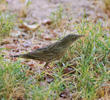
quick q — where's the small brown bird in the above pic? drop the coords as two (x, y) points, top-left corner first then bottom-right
(11, 34), (84, 67)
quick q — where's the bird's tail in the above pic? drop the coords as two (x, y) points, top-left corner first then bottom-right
(10, 53), (34, 59)
(10, 54), (23, 58)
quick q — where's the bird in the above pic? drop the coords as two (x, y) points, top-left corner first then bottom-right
(11, 34), (84, 67)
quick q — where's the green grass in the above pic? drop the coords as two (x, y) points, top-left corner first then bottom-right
(71, 19), (110, 99)
(0, 56), (28, 99)
(0, 19), (110, 100)
(49, 5), (65, 29)
(0, 12), (15, 39)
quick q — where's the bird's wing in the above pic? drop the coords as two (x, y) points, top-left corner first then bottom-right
(19, 41), (61, 61)
(34, 41), (59, 52)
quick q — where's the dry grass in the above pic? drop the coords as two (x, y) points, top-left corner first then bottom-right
(102, 0), (110, 17)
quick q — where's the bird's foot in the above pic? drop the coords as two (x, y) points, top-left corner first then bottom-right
(44, 62), (50, 69)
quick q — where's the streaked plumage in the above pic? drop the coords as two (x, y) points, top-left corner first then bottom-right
(12, 34), (84, 66)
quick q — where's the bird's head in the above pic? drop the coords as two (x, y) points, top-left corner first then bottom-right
(59, 34), (84, 47)
(63, 34), (84, 42)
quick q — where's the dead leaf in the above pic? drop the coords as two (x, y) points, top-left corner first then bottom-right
(42, 19), (52, 25)
(5, 44), (17, 49)
(59, 91), (69, 98)
(63, 66), (75, 74)
(19, 22), (40, 31)
(13, 39), (19, 44)
(44, 36), (52, 40)
(41, 35), (52, 41)
(44, 74), (54, 83)
(12, 49), (20, 53)
(32, 45), (40, 50)
(0, 40), (10, 45)
(27, 61), (35, 67)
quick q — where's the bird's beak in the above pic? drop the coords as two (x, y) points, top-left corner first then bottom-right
(78, 34), (85, 37)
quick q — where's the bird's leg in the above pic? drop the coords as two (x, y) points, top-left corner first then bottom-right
(44, 62), (49, 68)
